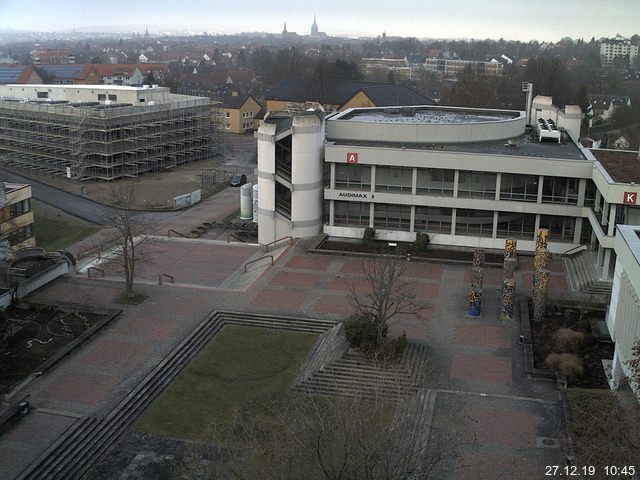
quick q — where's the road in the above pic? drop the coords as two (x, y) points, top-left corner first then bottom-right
(1, 169), (181, 225)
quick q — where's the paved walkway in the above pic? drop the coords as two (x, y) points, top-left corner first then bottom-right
(0, 228), (577, 478)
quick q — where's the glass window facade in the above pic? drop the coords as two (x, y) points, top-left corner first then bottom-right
(457, 171), (497, 199)
(414, 206), (452, 233)
(374, 203), (411, 230)
(455, 209), (494, 237)
(542, 177), (578, 205)
(335, 164), (371, 190)
(496, 212), (536, 239)
(334, 201), (370, 227)
(584, 180), (596, 207)
(539, 215), (575, 242)
(416, 168), (454, 196)
(375, 166), (413, 193)
(500, 174), (538, 202)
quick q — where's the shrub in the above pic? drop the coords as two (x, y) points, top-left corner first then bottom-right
(545, 353), (584, 381)
(362, 227), (376, 247)
(344, 313), (377, 350)
(412, 233), (430, 254)
(553, 328), (586, 352)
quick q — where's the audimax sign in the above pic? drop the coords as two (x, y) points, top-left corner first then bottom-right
(337, 191), (369, 199)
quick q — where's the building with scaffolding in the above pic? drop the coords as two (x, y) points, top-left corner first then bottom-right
(0, 84), (216, 181)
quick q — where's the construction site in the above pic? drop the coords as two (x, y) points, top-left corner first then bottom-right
(0, 84), (221, 181)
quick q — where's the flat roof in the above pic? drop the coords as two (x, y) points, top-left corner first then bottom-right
(590, 149), (640, 183)
(330, 131), (588, 161)
(333, 105), (520, 125)
(3, 83), (164, 91)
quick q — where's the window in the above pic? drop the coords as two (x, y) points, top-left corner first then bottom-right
(542, 177), (578, 205)
(539, 215), (575, 242)
(500, 174), (538, 202)
(9, 198), (31, 218)
(226, 112), (230, 118)
(140, 98), (145, 102)
(457, 171), (497, 199)
(98, 93), (106, 101)
(37, 91), (48, 99)
(584, 180), (596, 207)
(496, 212), (536, 239)
(414, 207), (452, 233)
(334, 201), (369, 226)
(108, 94), (117, 101)
(335, 164), (371, 190)
(374, 203), (411, 231)
(456, 209), (494, 237)
(6, 224), (33, 246)
(416, 168), (454, 196)
(375, 166), (413, 193)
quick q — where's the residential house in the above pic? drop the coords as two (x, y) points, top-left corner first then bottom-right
(590, 94), (632, 123)
(220, 92), (262, 133)
(34, 64), (100, 85)
(0, 66), (43, 85)
(265, 77), (435, 113)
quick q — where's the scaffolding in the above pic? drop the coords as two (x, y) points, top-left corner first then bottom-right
(0, 94), (216, 181)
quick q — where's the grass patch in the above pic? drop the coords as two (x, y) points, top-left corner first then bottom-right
(33, 203), (98, 251)
(135, 326), (317, 441)
(114, 292), (148, 305)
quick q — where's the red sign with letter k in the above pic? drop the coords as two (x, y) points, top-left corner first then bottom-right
(623, 191), (637, 205)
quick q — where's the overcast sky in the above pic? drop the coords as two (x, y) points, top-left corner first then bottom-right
(0, 0), (638, 41)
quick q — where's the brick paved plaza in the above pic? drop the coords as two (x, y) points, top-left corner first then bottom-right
(0, 225), (576, 479)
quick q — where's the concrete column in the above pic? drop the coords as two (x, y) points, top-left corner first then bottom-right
(451, 208), (457, 235)
(329, 200), (335, 226)
(574, 217), (583, 244)
(601, 200), (609, 226)
(495, 173), (501, 201)
(453, 170), (460, 197)
(594, 189), (602, 212)
(537, 175), (544, 203)
(492, 211), (498, 238)
(577, 178), (586, 207)
(411, 167), (417, 195)
(410, 205), (416, 232)
(608, 204), (617, 236)
(596, 243), (604, 267)
(370, 165), (376, 193)
(369, 202), (374, 228)
(603, 249), (612, 280)
(534, 214), (541, 237)
(330, 162), (335, 189)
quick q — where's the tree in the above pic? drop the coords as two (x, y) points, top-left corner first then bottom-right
(180, 387), (472, 479)
(102, 184), (153, 299)
(348, 257), (426, 347)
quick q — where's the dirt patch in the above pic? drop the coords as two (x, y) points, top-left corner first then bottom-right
(0, 303), (114, 395)
(529, 302), (613, 389)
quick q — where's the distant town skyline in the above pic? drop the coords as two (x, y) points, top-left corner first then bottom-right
(0, 0), (639, 42)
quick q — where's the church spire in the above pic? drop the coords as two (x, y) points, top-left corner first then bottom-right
(311, 15), (318, 35)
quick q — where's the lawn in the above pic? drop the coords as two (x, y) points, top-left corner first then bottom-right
(135, 325), (318, 441)
(32, 202), (98, 251)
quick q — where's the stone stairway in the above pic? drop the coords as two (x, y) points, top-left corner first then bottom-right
(564, 251), (612, 296)
(292, 341), (429, 400)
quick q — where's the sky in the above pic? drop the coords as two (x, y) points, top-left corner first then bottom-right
(0, 0), (639, 42)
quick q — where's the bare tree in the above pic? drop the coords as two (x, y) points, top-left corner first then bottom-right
(180, 388), (473, 480)
(102, 184), (153, 299)
(348, 257), (426, 346)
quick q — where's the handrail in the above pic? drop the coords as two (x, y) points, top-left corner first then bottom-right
(244, 255), (273, 273)
(159, 273), (175, 285)
(562, 244), (587, 258)
(87, 267), (104, 279)
(76, 236), (120, 260)
(167, 229), (188, 238)
(264, 236), (292, 252)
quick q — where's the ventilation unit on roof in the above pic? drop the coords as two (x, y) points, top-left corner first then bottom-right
(536, 118), (561, 143)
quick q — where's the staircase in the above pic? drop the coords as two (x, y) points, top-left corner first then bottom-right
(292, 342), (429, 400)
(564, 251), (613, 296)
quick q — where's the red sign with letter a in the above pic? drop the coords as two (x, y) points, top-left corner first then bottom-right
(346, 152), (358, 164)
(623, 192), (637, 205)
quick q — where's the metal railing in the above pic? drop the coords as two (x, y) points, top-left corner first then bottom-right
(167, 229), (188, 238)
(159, 273), (175, 285)
(562, 244), (588, 258)
(244, 255), (273, 273)
(87, 267), (104, 279)
(264, 236), (293, 252)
